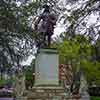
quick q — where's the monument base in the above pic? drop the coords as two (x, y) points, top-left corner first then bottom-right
(35, 48), (59, 86)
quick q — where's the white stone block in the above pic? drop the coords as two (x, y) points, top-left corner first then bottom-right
(35, 48), (59, 85)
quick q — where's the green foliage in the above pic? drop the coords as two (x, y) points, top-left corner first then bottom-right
(24, 65), (34, 89)
(25, 59), (35, 81)
(52, 34), (100, 85)
(52, 34), (92, 64)
(0, 0), (42, 70)
(81, 60), (100, 85)
(91, 96), (100, 100)
(25, 67), (33, 81)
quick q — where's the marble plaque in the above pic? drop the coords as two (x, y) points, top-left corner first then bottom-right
(35, 48), (59, 85)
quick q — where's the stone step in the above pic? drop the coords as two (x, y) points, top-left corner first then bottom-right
(27, 86), (69, 100)
(28, 92), (67, 97)
(28, 96), (80, 100)
(26, 86), (81, 100)
(30, 90), (65, 94)
(29, 86), (65, 93)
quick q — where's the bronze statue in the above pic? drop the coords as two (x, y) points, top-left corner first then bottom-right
(34, 5), (57, 48)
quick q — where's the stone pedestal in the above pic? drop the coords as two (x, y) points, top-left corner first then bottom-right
(35, 48), (59, 86)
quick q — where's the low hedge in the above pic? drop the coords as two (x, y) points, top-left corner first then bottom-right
(0, 79), (15, 88)
(0, 80), (7, 88)
(91, 96), (100, 100)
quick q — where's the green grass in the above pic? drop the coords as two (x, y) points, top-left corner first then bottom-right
(91, 96), (100, 100)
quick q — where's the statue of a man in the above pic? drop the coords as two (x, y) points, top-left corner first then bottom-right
(34, 5), (57, 47)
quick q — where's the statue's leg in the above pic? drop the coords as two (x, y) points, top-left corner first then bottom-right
(48, 33), (52, 47)
(36, 32), (45, 48)
(43, 32), (47, 47)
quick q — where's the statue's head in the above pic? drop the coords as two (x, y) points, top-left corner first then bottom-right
(43, 4), (50, 13)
